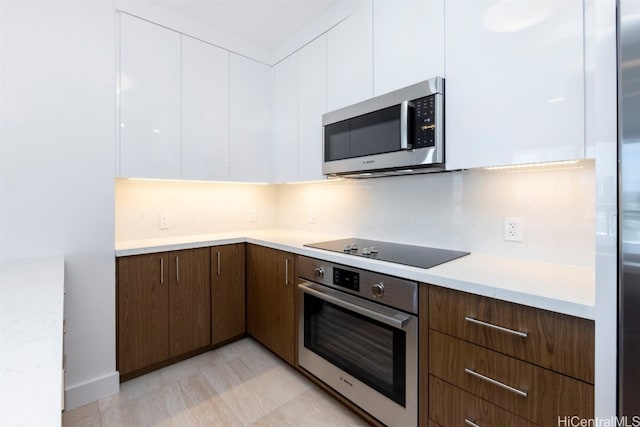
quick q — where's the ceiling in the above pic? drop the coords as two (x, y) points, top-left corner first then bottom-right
(150, 0), (342, 51)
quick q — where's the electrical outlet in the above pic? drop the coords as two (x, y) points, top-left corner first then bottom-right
(309, 209), (317, 224)
(504, 217), (523, 242)
(249, 208), (257, 223)
(159, 212), (170, 230)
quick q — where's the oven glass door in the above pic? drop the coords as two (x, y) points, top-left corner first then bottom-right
(324, 105), (403, 161)
(303, 292), (406, 406)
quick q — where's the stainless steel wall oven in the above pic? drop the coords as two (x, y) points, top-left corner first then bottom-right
(297, 256), (418, 426)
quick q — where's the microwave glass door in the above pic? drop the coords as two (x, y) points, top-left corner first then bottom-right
(303, 292), (406, 406)
(324, 105), (403, 161)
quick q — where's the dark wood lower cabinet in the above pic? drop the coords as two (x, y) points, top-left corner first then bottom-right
(246, 244), (295, 366)
(118, 247), (595, 427)
(211, 244), (246, 345)
(168, 248), (211, 358)
(423, 284), (594, 427)
(430, 376), (537, 427)
(117, 252), (170, 375)
(117, 247), (211, 378)
(419, 284), (429, 427)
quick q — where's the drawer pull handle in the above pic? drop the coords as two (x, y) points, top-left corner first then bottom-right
(464, 368), (528, 398)
(464, 316), (528, 338)
(285, 258), (289, 286)
(465, 419), (481, 427)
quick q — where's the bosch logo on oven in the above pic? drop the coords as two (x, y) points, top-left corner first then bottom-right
(340, 376), (353, 387)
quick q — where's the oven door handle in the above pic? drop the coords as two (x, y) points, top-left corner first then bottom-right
(299, 282), (411, 329)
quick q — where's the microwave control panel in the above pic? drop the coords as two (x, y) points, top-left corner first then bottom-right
(413, 95), (437, 148)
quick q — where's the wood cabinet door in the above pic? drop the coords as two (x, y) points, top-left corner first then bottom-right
(117, 253), (169, 375)
(168, 247), (211, 357)
(211, 244), (246, 345)
(246, 244), (295, 365)
(274, 249), (295, 365)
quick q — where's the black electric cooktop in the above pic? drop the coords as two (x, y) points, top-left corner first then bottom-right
(304, 238), (469, 270)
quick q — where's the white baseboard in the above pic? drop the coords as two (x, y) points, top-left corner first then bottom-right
(64, 371), (120, 411)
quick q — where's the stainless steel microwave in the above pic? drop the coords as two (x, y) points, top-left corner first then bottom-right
(322, 77), (444, 178)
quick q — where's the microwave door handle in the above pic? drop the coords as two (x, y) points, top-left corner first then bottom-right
(400, 100), (414, 150)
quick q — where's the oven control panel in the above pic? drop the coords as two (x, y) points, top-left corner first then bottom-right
(297, 256), (418, 314)
(333, 267), (360, 292)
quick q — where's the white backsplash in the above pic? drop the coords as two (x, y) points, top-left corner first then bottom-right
(279, 161), (595, 267)
(116, 160), (595, 267)
(115, 179), (279, 240)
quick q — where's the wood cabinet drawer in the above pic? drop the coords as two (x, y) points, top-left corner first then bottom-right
(429, 286), (594, 383)
(429, 331), (593, 426)
(429, 375), (537, 427)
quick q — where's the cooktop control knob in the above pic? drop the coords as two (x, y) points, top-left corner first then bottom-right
(372, 283), (384, 298)
(314, 267), (325, 278)
(363, 247), (372, 255)
(350, 244), (358, 251)
(370, 247), (378, 254)
(343, 244), (351, 252)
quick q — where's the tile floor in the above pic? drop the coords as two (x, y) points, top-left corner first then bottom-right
(62, 338), (369, 427)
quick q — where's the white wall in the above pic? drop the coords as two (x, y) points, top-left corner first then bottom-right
(0, 0), (117, 409)
(115, 179), (278, 240)
(278, 163), (596, 267)
(116, 162), (595, 267)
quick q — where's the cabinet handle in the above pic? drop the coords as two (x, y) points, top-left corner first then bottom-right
(465, 419), (481, 427)
(464, 316), (528, 338)
(176, 256), (179, 283)
(217, 251), (221, 277)
(160, 258), (164, 284)
(464, 368), (528, 398)
(285, 258), (289, 286)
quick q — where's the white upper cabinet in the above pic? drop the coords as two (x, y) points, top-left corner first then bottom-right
(119, 14), (181, 179)
(229, 54), (273, 182)
(298, 35), (327, 182)
(181, 35), (229, 181)
(444, 0), (585, 170)
(272, 35), (327, 184)
(373, 0), (444, 96)
(273, 54), (299, 183)
(326, 2), (374, 112)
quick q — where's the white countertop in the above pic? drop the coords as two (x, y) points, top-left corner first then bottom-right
(116, 229), (596, 319)
(1, 256), (65, 427)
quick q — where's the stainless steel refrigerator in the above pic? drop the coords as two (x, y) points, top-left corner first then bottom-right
(618, 0), (640, 417)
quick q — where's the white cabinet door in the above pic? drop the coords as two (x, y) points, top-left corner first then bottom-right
(181, 35), (229, 181)
(119, 13), (181, 179)
(298, 35), (327, 182)
(445, 0), (585, 170)
(326, 2), (374, 112)
(229, 54), (272, 182)
(273, 54), (298, 183)
(373, 0), (444, 96)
